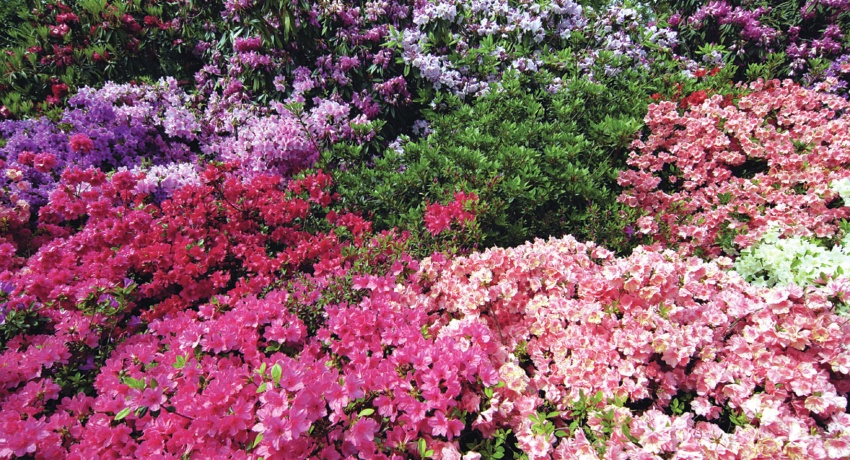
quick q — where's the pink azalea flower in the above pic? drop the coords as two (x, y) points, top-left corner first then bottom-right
(347, 417), (378, 449)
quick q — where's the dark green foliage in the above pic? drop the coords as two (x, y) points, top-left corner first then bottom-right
(0, 0), (28, 49)
(328, 70), (652, 253)
(0, 0), (203, 117)
(0, 306), (49, 350)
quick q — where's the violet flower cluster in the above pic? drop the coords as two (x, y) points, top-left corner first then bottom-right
(672, 0), (850, 88)
(0, 78), (202, 217)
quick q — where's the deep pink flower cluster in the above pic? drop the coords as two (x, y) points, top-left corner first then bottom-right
(618, 79), (850, 257)
(67, 134), (93, 154)
(424, 192), (479, 236)
(0, 163), (505, 458)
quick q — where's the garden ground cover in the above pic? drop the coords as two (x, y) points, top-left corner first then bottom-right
(1, 0), (849, 458)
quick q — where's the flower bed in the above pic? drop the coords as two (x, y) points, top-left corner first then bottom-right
(0, 1), (849, 459)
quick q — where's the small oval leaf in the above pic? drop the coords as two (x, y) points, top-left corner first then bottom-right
(271, 363), (282, 385)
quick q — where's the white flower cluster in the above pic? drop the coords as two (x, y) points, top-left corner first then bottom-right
(830, 178), (850, 203)
(734, 226), (850, 288)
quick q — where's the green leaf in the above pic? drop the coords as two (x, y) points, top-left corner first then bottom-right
(622, 421), (640, 444)
(271, 363), (282, 386)
(359, 408), (375, 417)
(251, 433), (263, 449)
(173, 355), (186, 369)
(256, 382), (268, 393)
(114, 407), (132, 421)
(124, 377), (146, 390)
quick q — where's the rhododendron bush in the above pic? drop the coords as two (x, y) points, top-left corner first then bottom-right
(664, 0), (850, 90)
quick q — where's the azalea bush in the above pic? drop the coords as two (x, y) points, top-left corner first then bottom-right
(0, 164), (417, 457)
(416, 236), (850, 459)
(734, 225), (850, 295)
(619, 78), (850, 258)
(184, 0), (694, 182)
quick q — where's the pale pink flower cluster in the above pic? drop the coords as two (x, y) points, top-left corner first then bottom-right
(618, 79), (850, 257)
(418, 236), (850, 458)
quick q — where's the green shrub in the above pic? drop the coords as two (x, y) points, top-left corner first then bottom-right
(0, 0), (27, 49)
(328, 70), (653, 254)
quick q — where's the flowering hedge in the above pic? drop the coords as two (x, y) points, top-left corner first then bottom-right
(3, 226), (849, 458)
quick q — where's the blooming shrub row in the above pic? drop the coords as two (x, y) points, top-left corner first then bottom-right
(0, 76), (390, 241)
(4, 203), (850, 457)
(0, 0), (710, 263)
(2, 0), (691, 157)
